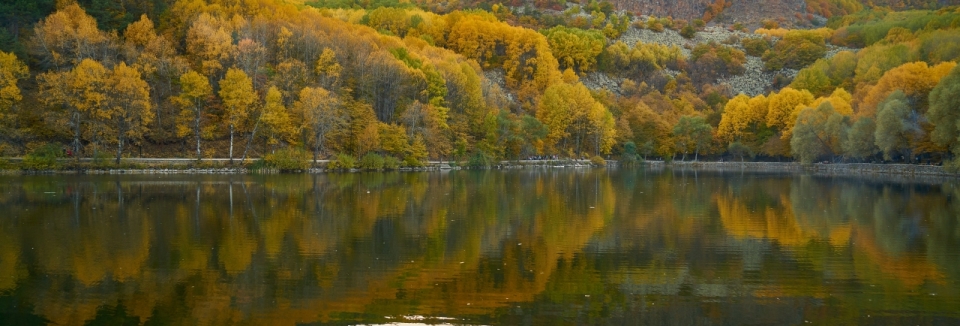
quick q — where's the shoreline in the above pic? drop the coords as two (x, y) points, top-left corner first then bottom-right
(648, 161), (956, 178)
(1, 159), (958, 179)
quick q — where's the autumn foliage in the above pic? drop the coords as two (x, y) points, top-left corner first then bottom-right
(0, 0), (959, 166)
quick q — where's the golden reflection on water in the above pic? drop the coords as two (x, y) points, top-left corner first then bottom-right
(0, 170), (958, 325)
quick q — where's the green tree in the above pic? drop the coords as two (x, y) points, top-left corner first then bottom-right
(727, 141), (753, 162)
(791, 108), (823, 164)
(874, 91), (913, 161)
(790, 67), (832, 96)
(672, 115), (713, 161)
(928, 64), (960, 160)
(843, 117), (877, 161)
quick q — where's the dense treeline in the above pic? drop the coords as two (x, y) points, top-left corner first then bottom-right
(1, 0), (960, 169)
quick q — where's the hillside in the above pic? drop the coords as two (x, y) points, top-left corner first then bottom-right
(611, 0), (809, 26)
(1, 0), (960, 170)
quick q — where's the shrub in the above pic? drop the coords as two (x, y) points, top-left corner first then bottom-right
(722, 35), (740, 45)
(590, 155), (606, 166)
(383, 156), (401, 170)
(761, 19), (779, 30)
(680, 25), (696, 39)
(91, 150), (112, 168)
(466, 151), (494, 168)
(727, 141), (754, 161)
(732, 22), (746, 32)
(22, 143), (63, 170)
(404, 155), (426, 167)
(742, 37), (771, 57)
(688, 42), (746, 85)
(621, 141), (640, 166)
(692, 19), (705, 29)
(762, 30), (827, 70)
(646, 17), (664, 32)
(264, 148), (310, 171)
(247, 158), (269, 171)
(359, 153), (385, 170)
(327, 153), (357, 170)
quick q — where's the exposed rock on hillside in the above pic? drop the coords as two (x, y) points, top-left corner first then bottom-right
(581, 72), (624, 94)
(611, 0), (808, 26)
(717, 56), (777, 96)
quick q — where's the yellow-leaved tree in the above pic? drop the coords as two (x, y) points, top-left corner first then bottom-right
(858, 61), (956, 118)
(293, 86), (344, 162)
(172, 70), (212, 160)
(315, 48), (342, 90)
(589, 101), (617, 156)
(219, 68), (256, 163)
(30, 4), (113, 70)
(105, 62), (153, 164)
(378, 123), (409, 158)
(186, 13), (234, 82)
(0, 51), (28, 125)
(39, 58), (109, 159)
(258, 86), (295, 150)
(537, 82), (614, 157)
(123, 14), (187, 142)
(717, 94), (753, 143)
(766, 87), (815, 141)
(812, 88), (854, 117)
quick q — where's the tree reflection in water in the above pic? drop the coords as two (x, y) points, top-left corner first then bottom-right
(0, 170), (958, 325)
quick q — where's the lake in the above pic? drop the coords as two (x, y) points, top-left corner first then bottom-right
(0, 168), (958, 325)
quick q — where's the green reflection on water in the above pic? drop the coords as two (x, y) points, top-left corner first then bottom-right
(0, 169), (958, 325)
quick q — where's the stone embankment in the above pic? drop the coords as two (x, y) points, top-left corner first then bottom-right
(646, 161), (957, 178)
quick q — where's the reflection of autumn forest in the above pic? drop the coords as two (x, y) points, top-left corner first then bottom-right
(0, 170), (958, 324)
(3, 1), (960, 167)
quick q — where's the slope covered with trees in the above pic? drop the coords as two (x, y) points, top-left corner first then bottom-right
(1, 0), (960, 169)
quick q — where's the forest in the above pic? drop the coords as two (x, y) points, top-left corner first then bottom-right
(1, 0), (960, 169)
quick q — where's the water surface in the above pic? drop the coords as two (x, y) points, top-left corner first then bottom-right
(0, 169), (958, 325)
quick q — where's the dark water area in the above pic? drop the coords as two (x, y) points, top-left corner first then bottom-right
(0, 169), (959, 325)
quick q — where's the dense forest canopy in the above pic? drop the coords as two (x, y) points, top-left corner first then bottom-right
(1, 0), (960, 169)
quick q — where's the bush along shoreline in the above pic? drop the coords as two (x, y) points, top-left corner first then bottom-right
(2, 155), (957, 178)
(0, 153), (611, 175)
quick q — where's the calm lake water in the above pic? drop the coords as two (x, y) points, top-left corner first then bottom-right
(0, 168), (959, 325)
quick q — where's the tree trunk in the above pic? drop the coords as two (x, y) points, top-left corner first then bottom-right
(229, 125), (234, 165)
(73, 111), (81, 162)
(575, 133), (582, 159)
(115, 127), (124, 165)
(240, 115), (263, 164)
(313, 132), (323, 164)
(195, 109), (202, 161)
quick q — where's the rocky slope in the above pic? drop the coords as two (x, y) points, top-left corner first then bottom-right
(610, 0), (808, 26)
